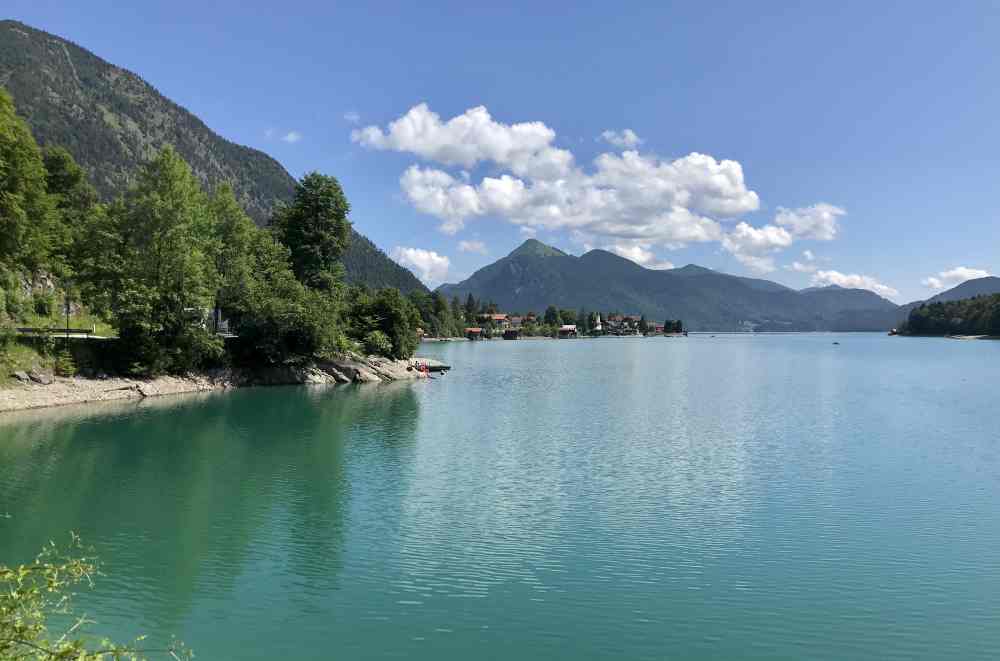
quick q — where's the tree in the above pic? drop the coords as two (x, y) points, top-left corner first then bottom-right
(96, 146), (222, 374)
(347, 288), (422, 359)
(639, 315), (648, 333)
(42, 146), (100, 275)
(464, 293), (478, 324)
(271, 172), (351, 291)
(559, 309), (576, 325)
(225, 231), (342, 365)
(0, 90), (59, 272)
(544, 305), (560, 326)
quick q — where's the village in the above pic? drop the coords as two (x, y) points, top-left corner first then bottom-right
(461, 311), (685, 340)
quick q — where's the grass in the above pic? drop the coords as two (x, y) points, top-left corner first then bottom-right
(0, 342), (50, 388)
(19, 307), (116, 337)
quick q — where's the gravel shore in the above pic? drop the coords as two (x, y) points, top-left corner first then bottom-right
(0, 355), (447, 413)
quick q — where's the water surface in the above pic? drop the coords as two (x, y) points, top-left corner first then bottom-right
(2, 334), (999, 659)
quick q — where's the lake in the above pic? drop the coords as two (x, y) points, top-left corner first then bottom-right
(2, 334), (999, 659)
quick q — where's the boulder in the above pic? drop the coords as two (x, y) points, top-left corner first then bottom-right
(11, 371), (30, 384)
(27, 369), (53, 385)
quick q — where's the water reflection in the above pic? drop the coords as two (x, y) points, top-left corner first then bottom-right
(0, 383), (421, 644)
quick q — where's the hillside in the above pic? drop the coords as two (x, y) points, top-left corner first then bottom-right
(902, 293), (1000, 336)
(438, 240), (901, 331)
(896, 276), (1000, 323)
(0, 19), (424, 294)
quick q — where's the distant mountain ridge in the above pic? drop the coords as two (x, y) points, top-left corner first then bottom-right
(439, 240), (902, 331)
(0, 19), (425, 294)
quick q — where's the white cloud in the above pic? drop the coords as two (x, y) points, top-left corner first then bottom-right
(519, 226), (537, 237)
(390, 246), (451, 285)
(353, 103), (572, 178)
(282, 131), (302, 144)
(786, 249), (819, 272)
(607, 243), (675, 269)
(774, 203), (845, 241)
(720, 222), (793, 274)
(787, 260), (818, 273)
(458, 240), (488, 254)
(812, 270), (899, 298)
(357, 104), (846, 274)
(921, 266), (991, 290)
(343, 111), (361, 124)
(600, 129), (643, 149)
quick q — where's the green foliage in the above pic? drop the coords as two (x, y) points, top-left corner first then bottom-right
(53, 347), (75, 376)
(82, 146), (222, 375)
(224, 231), (343, 365)
(347, 287), (422, 359)
(271, 173), (351, 292)
(407, 290), (464, 338)
(0, 89), (60, 272)
(0, 533), (190, 660)
(903, 294), (1000, 336)
(363, 330), (393, 356)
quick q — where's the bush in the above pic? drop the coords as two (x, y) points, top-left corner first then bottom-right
(363, 330), (392, 356)
(0, 533), (191, 659)
(33, 291), (56, 317)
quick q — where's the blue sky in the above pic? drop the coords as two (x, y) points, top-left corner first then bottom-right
(7, 1), (1000, 301)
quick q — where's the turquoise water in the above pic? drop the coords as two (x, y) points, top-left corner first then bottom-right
(1, 334), (999, 659)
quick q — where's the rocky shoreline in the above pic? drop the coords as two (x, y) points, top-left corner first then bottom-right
(0, 354), (447, 413)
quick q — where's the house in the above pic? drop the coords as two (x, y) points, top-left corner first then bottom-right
(502, 329), (520, 340)
(509, 316), (524, 329)
(558, 324), (577, 338)
(653, 324), (665, 334)
(593, 314), (602, 333)
(465, 327), (483, 340)
(477, 313), (511, 330)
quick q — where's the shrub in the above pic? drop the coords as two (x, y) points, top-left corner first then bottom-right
(363, 330), (393, 356)
(33, 291), (56, 317)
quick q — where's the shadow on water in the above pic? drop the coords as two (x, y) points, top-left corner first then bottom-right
(0, 382), (421, 643)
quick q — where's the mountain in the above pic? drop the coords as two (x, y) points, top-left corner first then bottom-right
(438, 240), (900, 331)
(0, 19), (425, 294)
(896, 276), (1000, 323)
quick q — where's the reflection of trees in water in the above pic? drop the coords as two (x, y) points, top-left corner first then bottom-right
(0, 383), (420, 636)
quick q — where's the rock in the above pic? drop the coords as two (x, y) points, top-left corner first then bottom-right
(354, 367), (382, 383)
(27, 369), (53, 385)
(12, 371), (30, 384)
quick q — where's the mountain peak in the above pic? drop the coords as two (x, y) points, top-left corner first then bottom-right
(508, 239), (568, 258)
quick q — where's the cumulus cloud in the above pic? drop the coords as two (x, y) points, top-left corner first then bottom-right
(607, 243), (674, 270)
(353, 103), (572, 178)
(343, 111), (361, 124)
(600, 129), (643, 149)
(774, 203), (845, 241)
(921, 266), (991, 291)
(282, 131), (302, 144)
(720, 222), (793, 273)
(389, 246), (451, 285)
(803, 249), (816, 261)
(356, 104), (845, 274)
(812, 270), (899, 299)
(458, 240), (488, 254)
